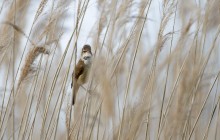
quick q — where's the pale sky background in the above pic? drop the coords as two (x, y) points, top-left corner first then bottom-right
(0, 0), (219, 139)
(0, 0), (216, 121)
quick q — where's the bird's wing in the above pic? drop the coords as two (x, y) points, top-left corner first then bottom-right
(71, 60), (84, 88)
(72, 80), (79, 105)
(71, 60), (84, 106)
(74, 60), (84, 80)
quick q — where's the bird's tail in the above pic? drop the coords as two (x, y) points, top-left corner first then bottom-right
(72, 82), (79, 106)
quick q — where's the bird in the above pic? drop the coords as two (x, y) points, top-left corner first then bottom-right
(71, 44), (92, 106)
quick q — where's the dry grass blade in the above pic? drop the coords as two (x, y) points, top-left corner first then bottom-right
(118, 1), (151, 139)
(1, 22), (36, 47)
(1, 0), (220, 139)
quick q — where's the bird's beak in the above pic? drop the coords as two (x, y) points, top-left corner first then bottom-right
(83, 56), (91, 60)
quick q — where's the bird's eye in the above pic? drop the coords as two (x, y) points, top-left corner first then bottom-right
(83, 50), (87, 53)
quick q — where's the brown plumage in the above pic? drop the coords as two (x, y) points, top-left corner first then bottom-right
(71, 45), (92, 105)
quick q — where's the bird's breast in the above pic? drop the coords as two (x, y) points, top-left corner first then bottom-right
(77, 65), (90, 85)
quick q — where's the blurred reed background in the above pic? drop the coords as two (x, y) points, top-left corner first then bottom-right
(0, 0), (220, 139)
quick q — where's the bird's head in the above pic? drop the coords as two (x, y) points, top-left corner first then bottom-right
(81, 44), (92, 65)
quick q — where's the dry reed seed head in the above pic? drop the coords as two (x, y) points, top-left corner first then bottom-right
(91, 58), (115, 119)
(19, 47), (49, 83)
(33, 47), (50, 55)
(34, 0), (49, 22)
(179, 0), (199, 23)
(3, 22), (37, 47)
(0, 0), (30, 58)
(35, 7), (66, 43)
(206, 0), (220, 31)
(97, 13), (107, 40)
(125, 109), (146, 139)
(181, 19), (193, 36)
(115, 0), (133, 21)
(0, 22), (15, 46)
(1, 0), (220, 139)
